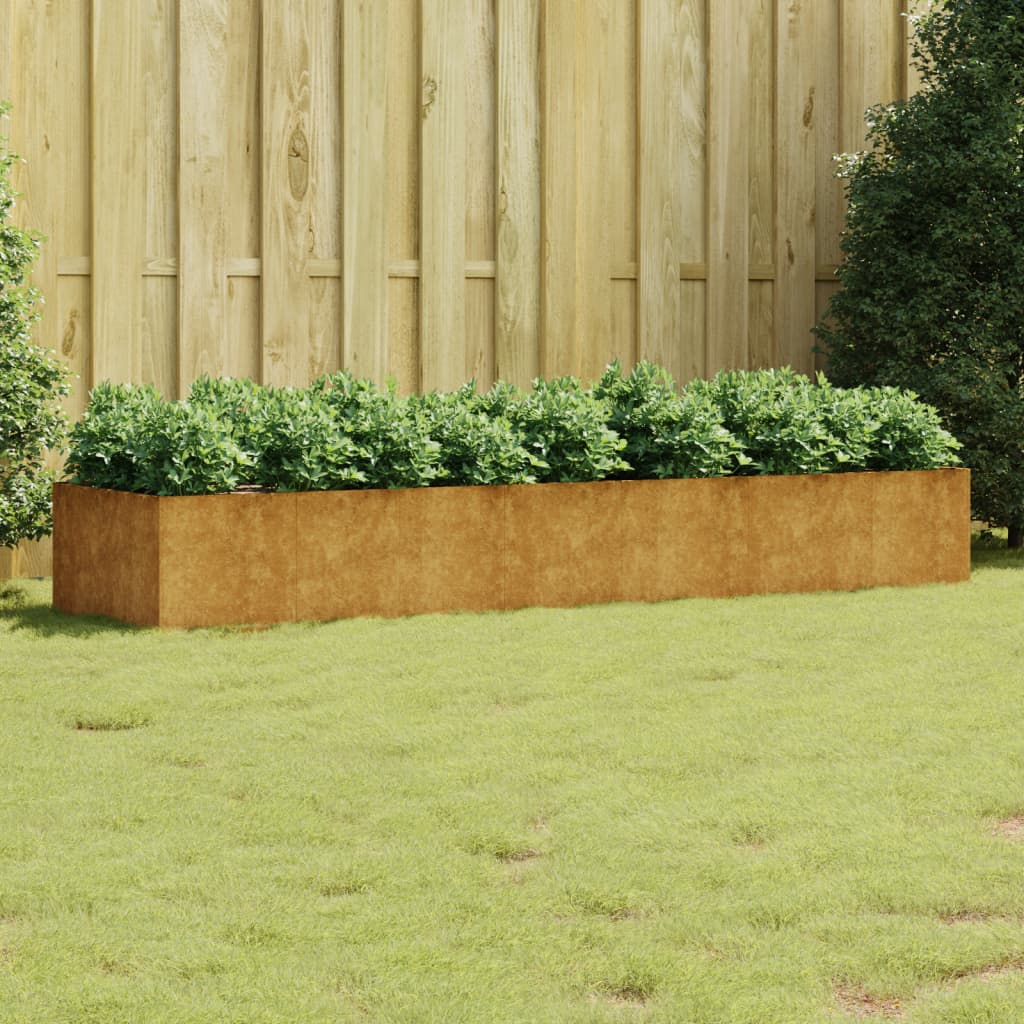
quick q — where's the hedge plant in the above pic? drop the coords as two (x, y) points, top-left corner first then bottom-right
(0, 103), (70, 547)
(814, 0), (1024, 544)
(65, 364), (961, 496)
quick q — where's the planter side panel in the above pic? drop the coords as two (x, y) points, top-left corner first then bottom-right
(52, 484), (161, 626)
(503, 478), (754, 609)
(870, 468), (971, 586)
(741, 473), (879, 595)
(615, 478), (752, 600)
(503, 481), (631, 610)
(296, 486), (505, 621)
(296, 490), (402, 620)
(157, 493), (299, 628)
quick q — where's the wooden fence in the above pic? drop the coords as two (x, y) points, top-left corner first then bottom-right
(1, 0), (923, 578)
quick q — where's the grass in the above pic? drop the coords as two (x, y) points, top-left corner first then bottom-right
(2, 540), (1024, 1022)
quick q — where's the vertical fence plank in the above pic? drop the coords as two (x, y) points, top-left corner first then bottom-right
(261, 0), (312, 386)
(178, 0), (228, 391)
(840, 0), (901, 154)
(308, 0), (342, 382)
(142, 0), (179, 398)
(225, 0), (261, 382)
(747, 0), (774, 368)
(639, 0), (684, 380)
(496, 0), (540, 387)
(0, 3), (9, 102)
(419, 0), (466, 392)
(386, 0), (419, 393)
(679, 0), (706, 383)
(54, 0), (92, 425)
(91, 1), (144, 386)
(576, 0), (613, 381)
(607, 0), (636, 370)
(814, 2), (842, 373)
(11, 3), (58, 358)
(540, 0), (577, 377)
(706, 0), (751, 371)
(465, 0), (496, 386)
(775, 0), (816, 373)
(343, 0), (388, 383)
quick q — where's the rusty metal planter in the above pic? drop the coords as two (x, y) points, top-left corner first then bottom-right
(52, 469), (971, 629)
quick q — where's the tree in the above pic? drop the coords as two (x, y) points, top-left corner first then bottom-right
(815, 0), (1024, 546)
(0, 102), (69, 550)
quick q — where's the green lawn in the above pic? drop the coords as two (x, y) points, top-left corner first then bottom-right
(2, 542), (1024, 1023)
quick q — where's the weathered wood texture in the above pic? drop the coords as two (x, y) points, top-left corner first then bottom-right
(3, 0), (915, 576)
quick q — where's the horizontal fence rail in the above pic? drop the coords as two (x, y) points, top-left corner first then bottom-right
(1, 0), (923, 577)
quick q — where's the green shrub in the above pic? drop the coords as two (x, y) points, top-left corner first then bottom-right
(67, 382), (252, 496)
(505, 376), (630, 484)
(814, 0), (1024, 542)
(415, 384), (539, 486)
(66, 365), (959, 495)
(244, 387), (362, 492)
(686, 369), (959, 476)
(313, 372), (442, 489)
(594, 360), (740, 479)
(0, 103), (70, 547)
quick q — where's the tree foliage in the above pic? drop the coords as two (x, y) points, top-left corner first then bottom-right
(815, 0), (1024, 543)
(0, 103), (69, 549)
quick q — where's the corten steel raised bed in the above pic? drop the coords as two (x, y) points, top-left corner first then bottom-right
(52, 468), (970, 629)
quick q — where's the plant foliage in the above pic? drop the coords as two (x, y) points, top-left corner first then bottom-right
(66, 366), (960, 496)
(594, 361), (742, 479)
(814, 0), (1024, 542)
(67, 382), (252, 496)
(0, 103), (69, 547)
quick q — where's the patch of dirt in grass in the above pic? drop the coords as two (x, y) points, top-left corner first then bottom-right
(334, 981), (372, 1016)
(694, 667), (739, 683)
(566, 887), (651, 921)
(731, 820), (774, 849)
(319, 879), (371, 898)
(498, 847), (542, 863)
(0, 946), (13, 967)
(500, 847), (542, 885)
(994, 817), (1024, 841)
(834, 961), (1024, 1020)
(939, 909), (993, 924)
(946, 958), (1024, 987)
(71, 710), (152, 732)
(468, 834), (542, 864)
(833, 985), (904, 1019)
(166, 754), (207, 768)
(588, 987), (651, 1011)
(97, 957), (136, 976)
(609, 907), (646, 922)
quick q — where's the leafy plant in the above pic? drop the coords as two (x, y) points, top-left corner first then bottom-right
(814, 0), (1024, 542)
(416, 384), (539, 487)
(594, 360), (741, 479)
(0, 102), (70, 548)
(686, 369), (959, 476)
(67, 382), (252, 496)
(313, 372), (442, 489)
(505, 376), (630, 484)
(245, 386), (362, 492)
(66, 365), (959, 495)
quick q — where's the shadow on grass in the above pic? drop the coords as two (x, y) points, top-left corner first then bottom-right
(0, 587), (138, 639)
(971, 530), (1024, 571)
